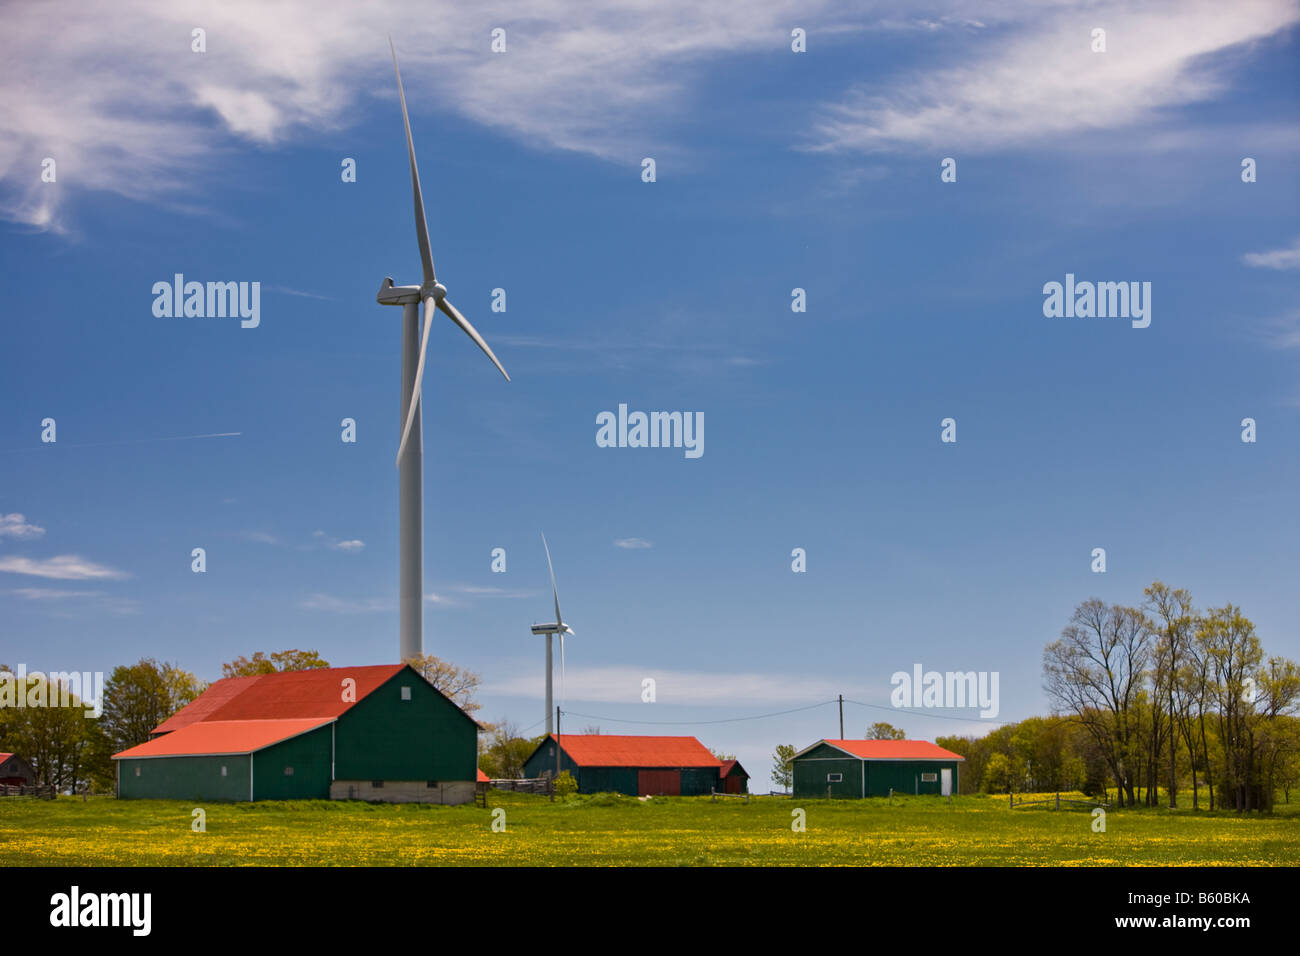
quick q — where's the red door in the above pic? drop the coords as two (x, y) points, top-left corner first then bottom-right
(637, 770), (681, 795)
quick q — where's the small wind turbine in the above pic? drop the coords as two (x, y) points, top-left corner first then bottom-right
(530, 533), (573, 735)
(376, 38), (509, 663)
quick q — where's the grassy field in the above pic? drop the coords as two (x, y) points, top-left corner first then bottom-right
(2, 791), (1297, 866)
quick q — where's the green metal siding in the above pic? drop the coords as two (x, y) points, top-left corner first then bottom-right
(333, 670), (477, 782)
(252, 724), (333, 800)
(867, 760), (960, 796)
(793, 756), (862, 798)
(576, 767), (639, 795)
(680, 768), (717, 796)
(118, 754), (251, 801)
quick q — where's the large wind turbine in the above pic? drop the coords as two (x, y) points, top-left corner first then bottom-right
(530, 533), (573, 734)
(377, 39), (509, 663)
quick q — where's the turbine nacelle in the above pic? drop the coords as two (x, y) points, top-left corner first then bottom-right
(531, 622), (574, 636)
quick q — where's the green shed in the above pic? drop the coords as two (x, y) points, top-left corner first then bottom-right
(522, 734), (725, 796)
(113, 664), (481, 803)
(792, 739), (964, 798)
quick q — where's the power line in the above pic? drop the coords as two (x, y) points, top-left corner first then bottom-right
(842, 697), (999, 723)
(559, 699), (837, 726)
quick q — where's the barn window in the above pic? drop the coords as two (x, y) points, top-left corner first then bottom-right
(134, 766), (141, 777)
(827, 773), (843, 783)
(284, 767), (294, 776)
(221, 766), (227, 777)
(921, 772), (937, 782)
(426, 781), (439, 788)
(401, 686), (412, 701)
(372, 780), (384, 788)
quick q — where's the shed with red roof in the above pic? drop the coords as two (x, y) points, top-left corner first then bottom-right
(792, 739), (964, 798)
(0, 752), (35, 787)
(112, 664), (481, 804)
(522, 734), (725, 796)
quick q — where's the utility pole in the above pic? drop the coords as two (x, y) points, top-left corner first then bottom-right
(838, 694), (844, 738)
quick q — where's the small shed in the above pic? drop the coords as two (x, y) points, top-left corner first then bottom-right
(0, 752), (35, 786)
(522, 734), (724, 796)
(792, 739), (964, 798)
(718, 759), (749, 794)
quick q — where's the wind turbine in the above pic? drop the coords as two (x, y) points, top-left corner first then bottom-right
(530, 533), (573, 735)
(376, 38), (509, 663)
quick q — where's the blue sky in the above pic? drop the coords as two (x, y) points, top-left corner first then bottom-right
(2, 1), (1298, 787)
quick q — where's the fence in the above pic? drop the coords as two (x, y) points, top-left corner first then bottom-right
(710, 789), (750, 803)
(0, 783), (57, 799)
(488, 778), (552, 795)
(1010, 791), (1111, 810)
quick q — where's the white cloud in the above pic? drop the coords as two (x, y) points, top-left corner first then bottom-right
(300, 593), (390, 613)
(1242, 237), (1300, 270)
(452, 585), (538, 598)
(810, 1), (1300, 154)
(10, 587), (102, 599)
(483, 666), (841, 704)
(333, 539), (365, 551)
(0, 513), (45, 539)
(0, 0), (848, 231)
(614, 537), (653, 549)
(0, 555), (129, 580)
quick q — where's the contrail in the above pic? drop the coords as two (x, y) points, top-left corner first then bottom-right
(0, 432), (241, 454)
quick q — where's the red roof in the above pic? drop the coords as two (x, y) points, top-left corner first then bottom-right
(114, 718), (333, 759)
(818, 739), (965, 761)
(153, 665), (405, 734)
(477, 768), (489, 782)
(549, 735), (722, 768)
(0, 753), (12, 763)
(719, 759), (747, 778)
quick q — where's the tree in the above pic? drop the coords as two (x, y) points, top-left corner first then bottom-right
(710, 749), (737, 762)
(478, 720), (543, 779)
(867, 722), (906, 740)
(222, 649), (329, 678)
(1043, 599), (1153, 806)
(0, 669), (95, 792)
(580, 725), (601, 735)
(404, 653), (482, 716)
(770, 744), (796, 792)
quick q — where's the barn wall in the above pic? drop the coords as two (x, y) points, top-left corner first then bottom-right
(117, 755), (251, 801)
(578, 766), (638, 795)
(680, 768), (718, 796)
(252, 725), (333, 800)
(793, 756), (862, 798)
(866, 760), (960, 796)
(334, 670), (477, 783)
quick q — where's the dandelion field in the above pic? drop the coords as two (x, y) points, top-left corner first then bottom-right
(2, 791), (1296, 866)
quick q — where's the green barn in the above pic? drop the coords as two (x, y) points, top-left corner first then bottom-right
(113, 664), (480, 803)
(522, 734), (725, 796)
(792, 739), (964, 798)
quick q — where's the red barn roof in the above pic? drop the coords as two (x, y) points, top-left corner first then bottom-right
(804, 739), (965, 761)
(477, 768), (489, 782)
(152, 664), (405, 735)
(719, 759), (748, 778)
(0, 753), (12, 762)
(115, 718), (333, 759)
(547, 734), (722, 768)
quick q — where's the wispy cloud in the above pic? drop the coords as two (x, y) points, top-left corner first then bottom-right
(300, 593), (390, 613)
(10, 587), (102, 600)
(452, 585), (539, 599)
(0, 513), (45, 540)
(0, 554), (129, 580)
(809, 1), (1300, 154)
(484, 666), (841, 704)
(238, 530), (281, 546)
(1242, 237), (1300, 270)
(614, 537), (654, 549)
(0, 0), (849, 231)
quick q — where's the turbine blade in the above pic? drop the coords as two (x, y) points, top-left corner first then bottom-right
(395, 295), (436, 465)
(438, 297), (510, 381)
(389, 37), (435, 284)
(541, 532), (562, 627)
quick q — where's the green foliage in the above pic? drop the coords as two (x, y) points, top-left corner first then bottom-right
(553, 770), (578, 798)
(770, 743), (796, 791)
(867, 722), (906, 740)
(222, 649), (329, 678)
(478, 722), (543, 779)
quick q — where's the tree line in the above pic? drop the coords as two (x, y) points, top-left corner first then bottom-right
(940, 582), (1300, 810)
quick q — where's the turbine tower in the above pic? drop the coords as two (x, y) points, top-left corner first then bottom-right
(530, 533), (573, 734)
(377, 39), (509, 663)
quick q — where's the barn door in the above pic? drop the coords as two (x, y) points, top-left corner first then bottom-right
(941, 768), (952, 796)
(637, 770), (681, 796)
